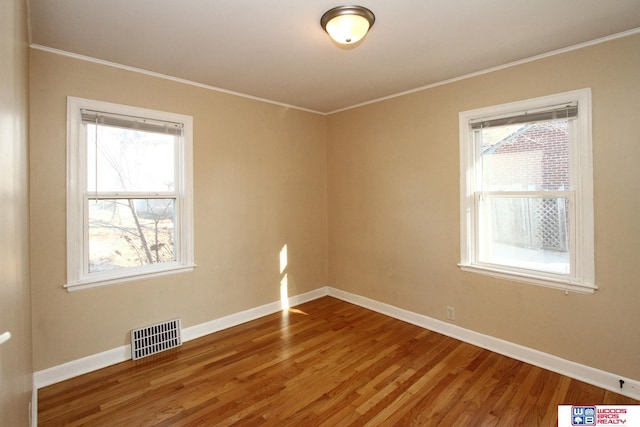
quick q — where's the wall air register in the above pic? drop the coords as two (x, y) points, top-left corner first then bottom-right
(131, 318), (182, 360)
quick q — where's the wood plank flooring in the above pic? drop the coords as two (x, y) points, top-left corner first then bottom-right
(38, 297), (638, 426)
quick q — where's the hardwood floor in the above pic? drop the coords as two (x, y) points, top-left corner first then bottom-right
(38, 297), (637, 426)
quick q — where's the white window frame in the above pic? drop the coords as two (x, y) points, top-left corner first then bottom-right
(458, 89), (596, 293)
(66, 97), (195, 291)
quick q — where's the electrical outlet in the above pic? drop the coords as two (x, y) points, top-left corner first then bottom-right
(446, 306), (456, 321)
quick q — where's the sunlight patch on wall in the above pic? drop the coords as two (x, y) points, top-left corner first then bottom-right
(280, 244), (289, 310)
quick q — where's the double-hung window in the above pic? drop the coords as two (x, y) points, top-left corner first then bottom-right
(66, 97), (194, 290)
(459, 89), (595, 293)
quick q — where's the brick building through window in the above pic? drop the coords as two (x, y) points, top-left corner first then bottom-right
(482, 120), (570, 253)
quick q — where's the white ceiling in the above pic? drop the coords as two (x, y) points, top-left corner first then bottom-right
(29, 0), (640, 114)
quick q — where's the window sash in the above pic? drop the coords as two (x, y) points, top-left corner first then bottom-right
(67, 96), (195, 291)
(473, 191), (574, 278)
(85, 119), (180, 194)
(84, 196), (179, 274)
(458, 88), (595, 293)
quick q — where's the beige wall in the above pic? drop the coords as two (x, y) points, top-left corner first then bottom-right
(0, 0), (33, 424)
(29, 30), (640, 385)
(327, 33), (640, 380)
(29, 50), (328, 370)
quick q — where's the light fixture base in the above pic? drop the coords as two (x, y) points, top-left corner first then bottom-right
(321, 5), (375, 45)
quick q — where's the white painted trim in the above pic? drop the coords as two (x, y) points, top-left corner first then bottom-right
(65, 264), (197, 292)
(181, 287), (329, 342)
(326, 28), (640, 114)
(29, 44), (324, 116)
(65, 96), (195, 291)
(33, 287), (329, 389)
(34, 345), (131, 389)
(31, 28), (640, 116)
(327, 287), (640, 400)
(33, 285), (639, 401)
(458, 265), (596, 295)
(458, 88), (596, 294)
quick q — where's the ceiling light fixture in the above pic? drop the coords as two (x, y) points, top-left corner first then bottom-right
(321, 5), (375, 45)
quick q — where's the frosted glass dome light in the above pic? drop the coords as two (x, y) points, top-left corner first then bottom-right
(321, 6), (375, 45)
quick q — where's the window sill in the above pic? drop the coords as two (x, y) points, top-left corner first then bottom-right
(64, 264), (196, 292)
(458, 264), (597, 294)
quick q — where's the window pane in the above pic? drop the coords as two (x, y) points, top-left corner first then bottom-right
(87, 124), (176, 192)
(479, 120), (569, 191)
(478, 196), (569, 274)
(88, 198), (176, 273)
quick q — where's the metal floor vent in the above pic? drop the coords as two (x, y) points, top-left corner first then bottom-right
(131, 318), (182, 360)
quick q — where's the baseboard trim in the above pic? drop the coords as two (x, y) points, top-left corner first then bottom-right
(33, 286), (639, 400)
(181, 287), (329, 342)
(33, 287), (329, 389)
(34, 344), (130, 389)
(327, 287), (640, 400)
